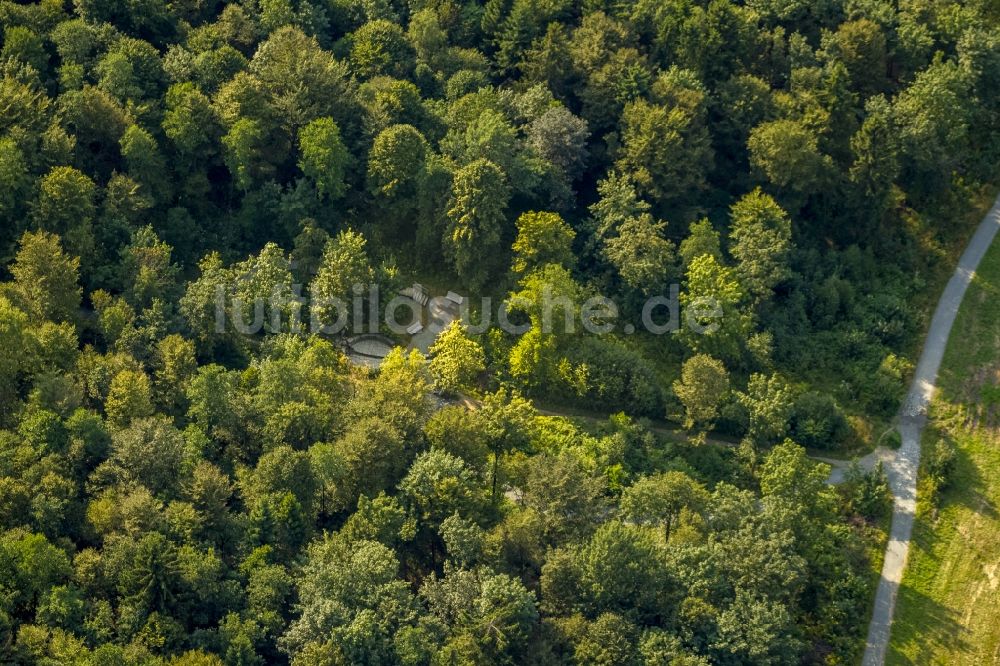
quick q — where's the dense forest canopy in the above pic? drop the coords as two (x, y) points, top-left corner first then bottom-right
(0, 0), (997, 663)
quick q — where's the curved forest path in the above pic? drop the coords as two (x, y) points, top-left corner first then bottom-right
(863, 193), (1000, 665)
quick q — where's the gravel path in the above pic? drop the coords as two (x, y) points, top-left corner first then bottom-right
(821, 447), (894, 484)
(862, 194), (1000, 665)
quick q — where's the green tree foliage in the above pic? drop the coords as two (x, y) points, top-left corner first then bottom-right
(309, 230), (374, 329)
(399, 449), (482, 527)
(222, 118), (268, 191)
(677, 254), (748, 362)
(602, 213), (675, 297)
(179, 253), (233, 353)
(821, 19), (887, 97)
(427, 321), (485, 394)
(479, 387), (535, 501)
(678, 218), (722, 269)
(526, 105), (589, 185)
(541, 520), (673, 621)
(759, 439), (832, 511)
(0, 138), (28, 237)
(849, 94), (899, 213)
(247, 335), (347, 452)
(444, 158), (509, 289)
(350, 348), (433, 441)
(511, 211), (576, 275)
(249, 27), (358, 135)
(298, 117), (349, 199)
(519, 450), (606, 547)
(104, 369), (155, 427)
(748, 119), (831, 197)
(493, 0), (572, 74)
(231, 243), (295, 333)
(95, 37), (165, 104)
(122, 226), (180, 309)
(290, 219), (330, 282)
(737, 373), (795, 448)
(9, 231), (81, 324)
(589, 172), (650, 241)
(620, 471), (709, 542)
(673, 354), (730, 430)
(2, 26), (48, 72)
(421, 566), (538, 660)
(893, 57), (972, 188)
(323, 418), (408, 512)
(163, 82), (220, 160)
(358, 76), (430, 138)
(507, 263), (584, 385)
(350, 20), (415, 80)
(0, 297), (35, 422)
(614, 82), (712, 210)
(442, 106), (539, 197)
(407, 8), (448, 71)
(281, 533), (417, 661)
(789, 391), (849, 450)
(32, 167), (96, 266)
(588, 171), (676, 296)
(367, 124), (428, 199)
(96, 416), (189, 497)
(728, 188), (793, 303)
(154, 335), (198, 414)
(120, 125), (171, 202)
(0, 531), (71, 618)
(0, 0), (989, 660)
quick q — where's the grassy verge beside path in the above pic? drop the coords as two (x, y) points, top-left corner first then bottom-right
(888, 212), (1000, 664)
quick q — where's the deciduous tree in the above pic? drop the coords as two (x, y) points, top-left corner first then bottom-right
(748, 119), (831, 198)
(673, 354), (730, 430)
(104, 370), (155, 428)
(250, 27), (358, 135)
(298, 117), (349, 199)
(349, 20), (415, 79)
(737, 373), (795, 448)
(728, 189), (793, 303)
(678, 218), (723, 269)
(602, 213), (675, 297)
(10, 231), (81, 324)
(614, 95), (712, 209)
(511, 211), (575, 275)
(526, 105), (589, 184)
(399, 449), (482, 527)
(428, 321), (485, 394)
(421, 566), (538, 660)
(620, 471), (709, 542)
(367, 124), (428, 199)
(98, 416), (189, 497)
(677, 254), (748, 362)
(444, 159), (509, 289)
(309, 230), (374, 330)
(32, 167), (97, 266)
